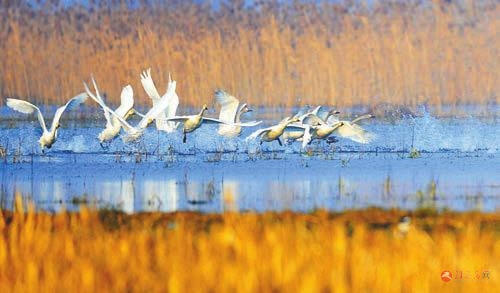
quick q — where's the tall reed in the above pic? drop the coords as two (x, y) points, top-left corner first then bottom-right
(0, 1), (498, 110)
(0, 201), (498, 292)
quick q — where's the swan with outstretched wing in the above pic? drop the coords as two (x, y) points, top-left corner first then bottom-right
(327, 114), (376, 144)
(88, 77), (136, 144)
(215, 89), (262, 137)
(246, 116), (301, 146)
(6, 93), (87, 151)
(140, 68), (179, 132)
(163, 104), (255, 143)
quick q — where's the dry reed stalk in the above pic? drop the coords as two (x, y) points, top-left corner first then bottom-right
(0, 1), (497, 110)
(0, 202), (498, 292)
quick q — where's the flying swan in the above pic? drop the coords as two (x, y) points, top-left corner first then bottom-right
(87, 77), (135, 145)
(215, 89), (262, 137)
(6, 93), (87, 151)
(246, 116), (301, 146)
(84, 78), (176, 142)
(163, 104), (255, 143)
(140, 68), (179, 132)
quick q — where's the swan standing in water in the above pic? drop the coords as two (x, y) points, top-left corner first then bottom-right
(246, 116), (301, 146)
(164, 104), (251, 143)
(6, 93), (87, 151)
(140, 68), (179, 132)
(215, 89), (262, 137)
(87, 77), (135, 145)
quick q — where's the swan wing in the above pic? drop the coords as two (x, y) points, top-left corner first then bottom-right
(337, 122), (376, 144)
(162, 76), (179, 130)
(165, 73), (179, 118)
(160, 116), (192, 123)
(115, 85), (134, 117)
(90, 77), (113, 128)
(233, 120), (262, 127)
(292, 105), (311, 119)
(202, 117), (232, 124)
(315, 106), (333, 121)
(51, 92), (87, 132)
(215, 89), (239, 123)
(301, 124), (312, 148)
(326, 115), (341, 125)
(140, 68), (162, 105)
(302, 113), (325, 126)
(84, 82), (135, 133)
(285, 123), (308, 131)
(351, 114), (374, 124)
(246, 127), (272, 140)
(134, 110), (147, 118)
(6, 98), (48, 132)
(137, 90), (175, 129)
(309, 105), (322, 116)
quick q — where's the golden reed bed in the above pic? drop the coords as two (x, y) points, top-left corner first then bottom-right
(0, 200), (498, 292)
(0, 1), (498, 110)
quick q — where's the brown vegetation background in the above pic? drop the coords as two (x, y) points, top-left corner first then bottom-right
(0, 0), (498, 109)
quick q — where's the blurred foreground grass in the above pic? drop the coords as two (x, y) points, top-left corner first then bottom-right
(0, 200), (498, 292)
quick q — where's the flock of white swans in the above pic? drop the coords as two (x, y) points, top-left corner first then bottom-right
(5, 69), (375, 151)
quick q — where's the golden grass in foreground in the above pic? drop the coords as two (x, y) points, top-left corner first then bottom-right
(0, 203), (498, 292)
(0, 1), (498, 109)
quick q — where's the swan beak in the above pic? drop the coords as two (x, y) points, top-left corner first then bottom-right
(330, 110), (340, 115)
(246, 108), (253, 112)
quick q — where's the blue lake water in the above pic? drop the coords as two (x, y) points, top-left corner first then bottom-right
(0, 107), (498, 213)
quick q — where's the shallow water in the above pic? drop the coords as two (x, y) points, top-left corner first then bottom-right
(0, 108), (498, 213)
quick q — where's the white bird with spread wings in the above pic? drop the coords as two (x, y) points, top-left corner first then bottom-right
(140, 68), (179, 132)
(86, 77), (136, 144)
(6, 93), (88, 151)
(215, 89), (261, 137)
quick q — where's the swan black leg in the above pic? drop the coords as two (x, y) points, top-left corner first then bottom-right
(278, 138), (283, 146)
(183, 133), (187, 143)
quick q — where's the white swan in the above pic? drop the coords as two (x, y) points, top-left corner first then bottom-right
(140, 68), (179, 132)
(6, 93), (87, 151)
(215, 89), (262, 137)
(283, 106), (339, 143)
(88, 77), (135, 144)
(327, 113), (376, 144)
(163, 104), (252, 143)
(246, 116), (301, 146)
(85, 79), (175, 142)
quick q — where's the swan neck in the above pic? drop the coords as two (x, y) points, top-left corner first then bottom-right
(199, 108), (207, 117)
(235, 109), (243, 123)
